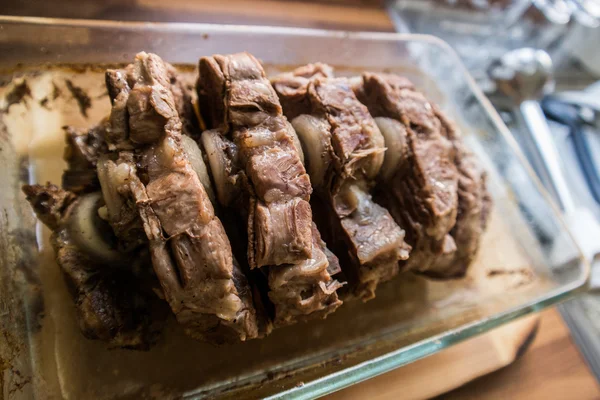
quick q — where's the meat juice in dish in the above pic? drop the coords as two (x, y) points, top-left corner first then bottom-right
(20, 52), (493, 349)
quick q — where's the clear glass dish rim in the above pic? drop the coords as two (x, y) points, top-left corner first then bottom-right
(0, 15), (590, 399)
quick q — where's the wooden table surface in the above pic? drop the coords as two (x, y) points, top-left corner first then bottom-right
(442, 308), (599, 399)
(2, 0), (599, 398)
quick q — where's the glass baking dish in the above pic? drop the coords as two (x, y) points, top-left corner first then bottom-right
(0, 16), (589, 399)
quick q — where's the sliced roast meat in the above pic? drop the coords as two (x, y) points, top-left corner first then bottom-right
(355, 73), (458, 275)
(271, 63), (333, 121)
(21, 49), (494, 348)
(22, 184), (165, 350)
(268, 224), (343, 326)
(101, 52), (261, 343)
(197, 52), (343, 325)
(429, 109), (492, 277)
(127, 154), (260, 343)
(273, 68), (410, 301)
(355, 72), (489, 277)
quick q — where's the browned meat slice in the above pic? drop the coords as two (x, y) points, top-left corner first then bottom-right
(62, 122), (108, 193)
(430, 110), (492, 277)
(197, 52), (342, 326)
(273, 68), (410, 301)
(268, 224), (343, 325)
(22, 184), (165, 350)
(102, 52), (261, 343)
(100, 61), (199, 250)
(355, 72), (489, 278)
(128, 154), (260, 343)
(271, 63), (333, 120)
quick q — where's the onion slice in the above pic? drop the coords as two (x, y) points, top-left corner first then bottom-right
(201, 130), (239, 207)
(67, 192), (121, 262)
(374, 117), (408, 182)
(291, 114), (331, 188)
(180, 134), (216, 205)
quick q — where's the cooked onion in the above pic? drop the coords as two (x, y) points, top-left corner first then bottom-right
(97, 155), (124, 221)
(180, 134), (216, 205)
(365, 120), (386, 180)
(374, 117), (408, 182)
(67, 192), (121, 261)
(201, 130), (238, 207)
(291, 114), (331, 188)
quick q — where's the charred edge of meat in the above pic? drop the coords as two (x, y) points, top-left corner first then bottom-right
(54, 227), (167, 350)
(104, 69), (132, 150)
(23, 184), (166, 349)
(62, 123), (109, 194)
(23, 183), (77, 231)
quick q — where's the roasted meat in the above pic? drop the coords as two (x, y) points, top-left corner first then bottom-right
(355, 72), (490, 278)
(101, 52), (261, 343)
(22, 184), (165, 350)
(273, 67), (410, 301)
(197, 52), (343, 326)
(271, 63), (333, 121)
(21, 49), (494, 349)
(430, 109), (492, 277)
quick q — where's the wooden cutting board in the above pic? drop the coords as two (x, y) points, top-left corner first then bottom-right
(325, 313), (540, 400)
